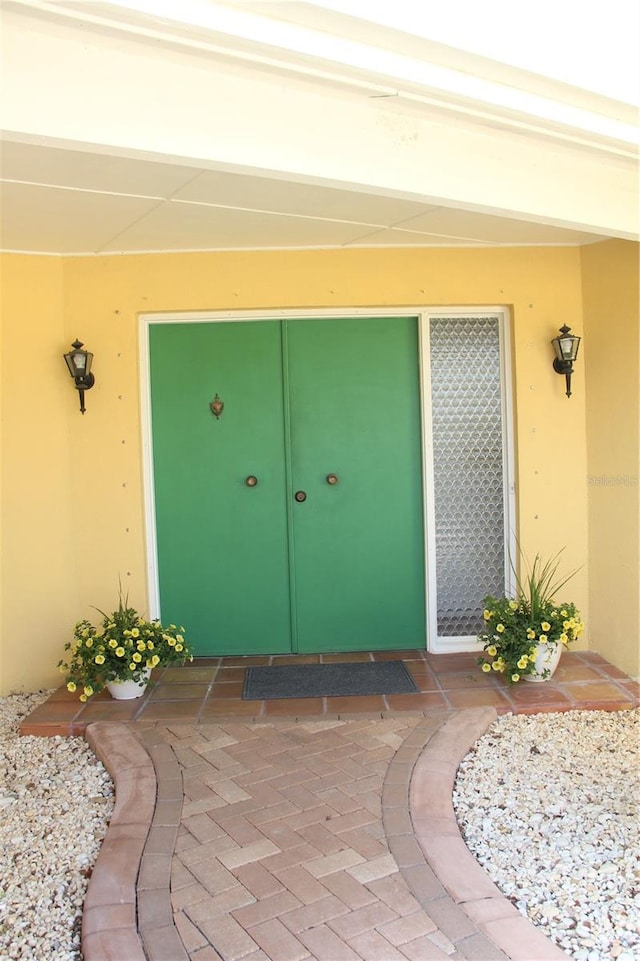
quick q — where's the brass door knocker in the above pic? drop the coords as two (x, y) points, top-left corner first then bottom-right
(209, 394), (224, 419)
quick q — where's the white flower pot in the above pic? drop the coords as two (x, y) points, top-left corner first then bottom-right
(524, 642), (563, 682)
(106, 669), (151, 700)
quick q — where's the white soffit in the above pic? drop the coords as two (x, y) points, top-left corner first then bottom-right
(99, 199), (400, 252)
(1, 0), (638, 254)
(0, 141), (611, 253)
(169, 171), (435, 225)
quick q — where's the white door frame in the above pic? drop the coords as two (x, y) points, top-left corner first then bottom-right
(419, 308), (516, 652)
(139, 306), (516, 653)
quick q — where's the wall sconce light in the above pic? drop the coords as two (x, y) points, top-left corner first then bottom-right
(63, 339), (95, 414)
(551, 324), (581, 398)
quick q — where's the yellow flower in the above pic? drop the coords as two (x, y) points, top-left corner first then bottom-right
(508, 600), (518, 610)
(511, 673), (520, 683)
(129, 662), (137, 671)
(560, 609), (568, 618)
(137, 641), (146, 652)
(79, 694), (88, 702)
(67, 681), (77, 692)
(131, 628), (140, 638)
(491, 660), (501, 671)
(560, 632), (568, 644)
(176, 634), (184, 644)
(94, 654), (105, 665)
(147, 641), (154, 650)
(517, 657), (529, 669)
(487, 645), (497, 657)
(539, 634), (548, 644)
(541, 621), (551, 632)
(481, 662), (492, 673)
(168, 637), (176, 646)
(151, 654), (160, 667)
(132, 652), (142, 663)
(83, 685), (93, 696)
(526, 628), (536, 640)
(115, 646), (125, 657)
(176, 644), (183, 652)
(85, 638), (93, 648)
(108, 639), (118, 648)
(496, 623), (505, 633)
(483, 609), (492, 621)
(529, 653), (537, 662)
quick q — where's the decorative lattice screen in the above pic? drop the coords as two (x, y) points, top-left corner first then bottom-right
(429, 316), (506, 636)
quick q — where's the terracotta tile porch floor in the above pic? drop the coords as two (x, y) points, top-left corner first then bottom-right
(20, 649), (639, 736)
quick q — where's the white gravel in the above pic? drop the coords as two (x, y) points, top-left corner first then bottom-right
(0, 691), (114, 961)
(453, 709), (640, 961)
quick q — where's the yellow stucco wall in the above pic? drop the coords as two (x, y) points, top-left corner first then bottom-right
(0, 254), (79, 693)
(582, 240), (640, 678)
(1, 245), (592, 692)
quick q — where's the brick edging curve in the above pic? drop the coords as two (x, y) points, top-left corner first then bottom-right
(82, 722), (188, 961)
(385, 707), (570, 961)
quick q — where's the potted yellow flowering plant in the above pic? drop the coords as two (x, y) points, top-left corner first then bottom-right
(58, 593), (192, 701)
(477, 549), (584, 683)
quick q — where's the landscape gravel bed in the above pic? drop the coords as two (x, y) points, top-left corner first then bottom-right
(0, 692), (114, 961)
(453, 709), (640, 961)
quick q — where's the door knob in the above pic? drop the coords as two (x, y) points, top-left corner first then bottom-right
(326, 474), (339, 485)
(294, 491), (307, 502)
(245, 475), (258, 487)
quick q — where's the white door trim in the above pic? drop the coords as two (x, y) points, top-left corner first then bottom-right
(419, 307), (516, 653)
(139, 306), (515, 653)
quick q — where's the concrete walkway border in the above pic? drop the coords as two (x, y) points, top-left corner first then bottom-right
(82, 710), (569, 961)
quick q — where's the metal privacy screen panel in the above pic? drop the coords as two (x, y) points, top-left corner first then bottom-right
(243, 661), (419, 699)
(429, 315), (506, 637)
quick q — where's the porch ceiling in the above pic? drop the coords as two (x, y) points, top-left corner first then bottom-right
(1, 0), (638, 255)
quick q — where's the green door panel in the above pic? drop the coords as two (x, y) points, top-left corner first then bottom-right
(150, 322), (292, 656)
(286, 317), (425, 652)
(150, 316), (425, 656)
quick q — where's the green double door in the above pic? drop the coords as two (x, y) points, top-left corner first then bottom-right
(150, 317), (425, 656)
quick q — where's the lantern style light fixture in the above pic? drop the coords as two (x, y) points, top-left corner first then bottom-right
(551, 324), (581, 398)
(63, 339), (95, 414)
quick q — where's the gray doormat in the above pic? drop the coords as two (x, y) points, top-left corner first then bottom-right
(243, 660), (418, 700)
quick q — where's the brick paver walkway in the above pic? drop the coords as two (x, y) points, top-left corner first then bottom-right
(84, 709), (570, 960)
(163, 715), (469, 961)
(41, 649), (635, 959)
